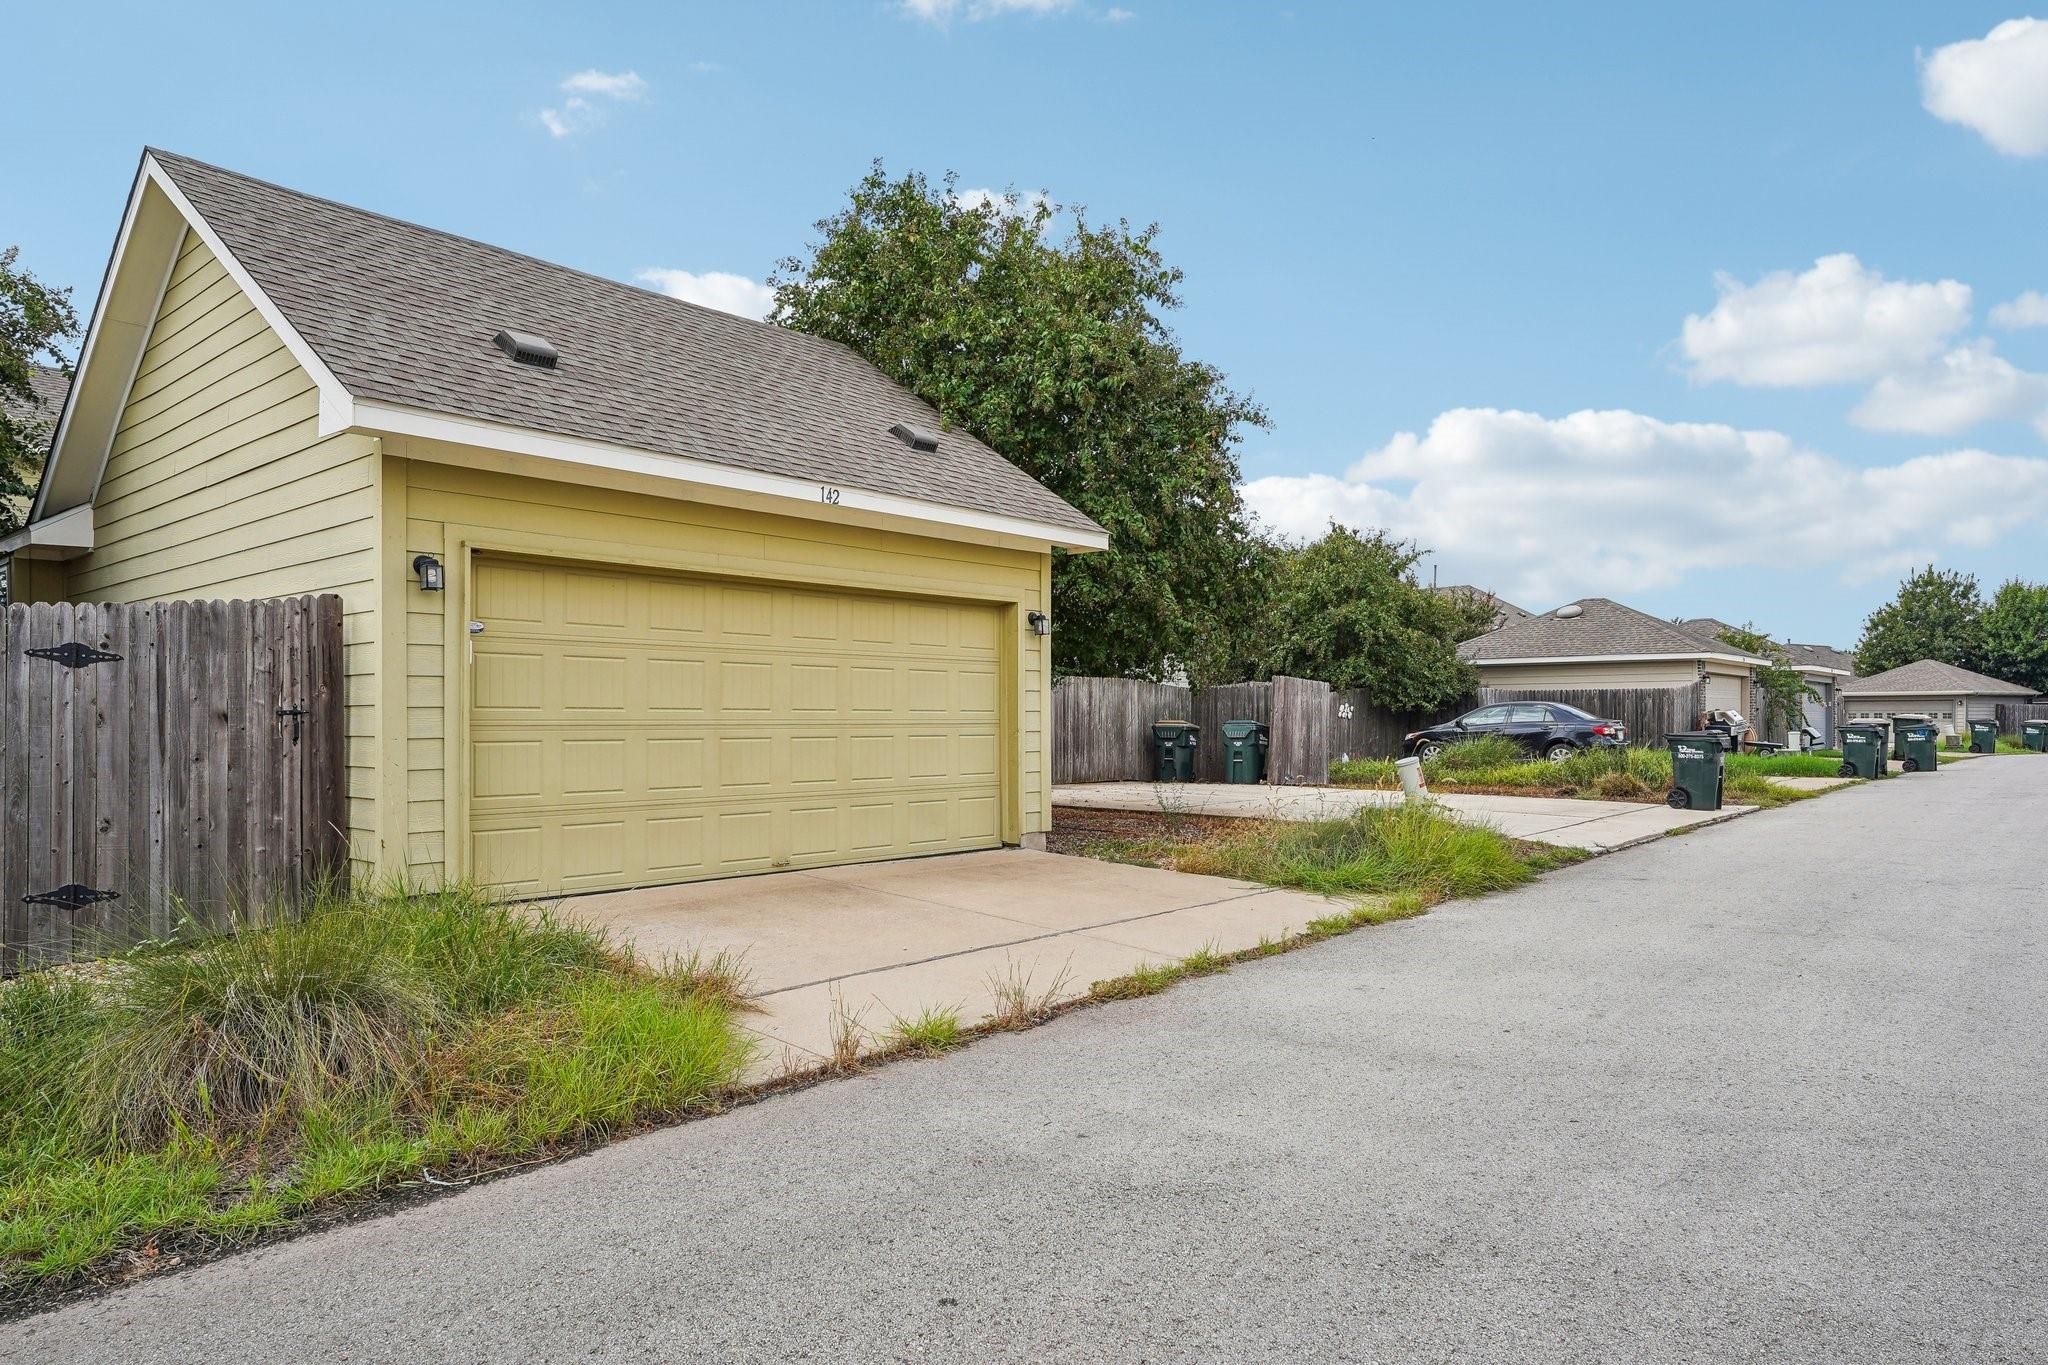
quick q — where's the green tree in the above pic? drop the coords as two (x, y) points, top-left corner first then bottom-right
(770, 167), (1268, 682)
(1256, 525), (1481, 712)
(1978, 578), (2048, 693)
(1, 246), (78, 535)
(1713, 623), (1817, 734)
(1855, 565), (1985, 676)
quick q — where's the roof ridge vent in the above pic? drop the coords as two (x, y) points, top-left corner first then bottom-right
(889, 421), (939, 454)
(494, 329), (559, 369)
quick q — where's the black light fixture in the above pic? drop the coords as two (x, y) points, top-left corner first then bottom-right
(1027, 610), (1050, 637)
(412, 554), (445, 592)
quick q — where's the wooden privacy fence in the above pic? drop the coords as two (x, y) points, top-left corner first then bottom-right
(2, 596), (347, 972)
(1995, 701), (2048, 734)
(1052, 677), (1710, 787)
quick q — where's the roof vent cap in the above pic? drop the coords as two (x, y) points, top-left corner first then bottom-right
(494, 329), (559, 369)
(1554, 604), (1584, 619)
(889, 421), (940, 454)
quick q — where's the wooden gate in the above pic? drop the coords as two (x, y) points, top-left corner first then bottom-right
(1, 596), (347, 971)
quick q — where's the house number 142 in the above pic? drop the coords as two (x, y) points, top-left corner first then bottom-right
(819, 485), (842, 505)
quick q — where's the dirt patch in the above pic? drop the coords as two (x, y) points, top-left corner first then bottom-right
(1046, 805), (1268, 859)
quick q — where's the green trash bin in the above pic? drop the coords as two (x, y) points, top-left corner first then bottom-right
(1900, 722), (1940, 773)
(1665, 731), (1726, 810)
(1887, 713), (1932, 760)
(1969, 719), (2000, 755)
(2024, 720), (2048, 753)
(1221, 720), (1269, 784)
(1838, 722), (1887, 779)
(1151, 721), (1199, 782)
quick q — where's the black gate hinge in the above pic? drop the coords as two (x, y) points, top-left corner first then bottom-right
(25, 641), (122, 669)
(22, 884), (120, 909)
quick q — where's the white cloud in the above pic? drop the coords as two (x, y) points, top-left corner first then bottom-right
(1239, 407), (2048, 607)
(1104, 7), (1136, 19)
(538, 70), (647, 138)
(636, 268), (776, 321)
(952, 187), (1053, 219)
(902, 0), (1075, 21)
(1990, 290), (2048, 329)
(1921, 18), (2048, 156)
(1851, 340), (2048, 435)
(559, 69), (648, 101)
(1679, 254), (1971, 388)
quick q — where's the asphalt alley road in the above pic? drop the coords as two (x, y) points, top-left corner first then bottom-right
(9, 759), (2046, 1363)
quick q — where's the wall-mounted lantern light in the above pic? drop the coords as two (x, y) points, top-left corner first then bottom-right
(1027, 610), (1050, 637)
(412, 554), (445, 592)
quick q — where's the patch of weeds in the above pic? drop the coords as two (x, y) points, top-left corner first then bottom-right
(883, 1005), (964, 1058)
(985, 958), (1073, 1029)
(657, 947), (755, 1012)
(825, 992), (870, 1073)
(1171, 802), (1534, 902)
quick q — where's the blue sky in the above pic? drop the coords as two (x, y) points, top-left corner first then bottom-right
(7, 1), (2048, 646)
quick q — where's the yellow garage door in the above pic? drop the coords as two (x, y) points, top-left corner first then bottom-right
(468, 557), (1006, 896)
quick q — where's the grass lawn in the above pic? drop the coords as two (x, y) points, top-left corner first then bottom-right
(1328, 737), (1834, 809)
(0, 886), (755, 1298)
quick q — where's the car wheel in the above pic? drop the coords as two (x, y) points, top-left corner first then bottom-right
(1544, 742), (1575, 763)
(1666, 788), (1690, 809)
(1416, 740), (1444, 760)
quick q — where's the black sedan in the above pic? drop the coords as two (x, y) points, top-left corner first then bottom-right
(1404, 702), (1629, 762)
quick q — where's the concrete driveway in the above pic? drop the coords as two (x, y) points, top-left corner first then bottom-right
(10, 760), (2044, 1361)
(1054, 780), (1750, 851)
(564, 850), (1337, 1072)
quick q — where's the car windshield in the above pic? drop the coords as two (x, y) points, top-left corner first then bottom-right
(1549, 703), (1597, 721)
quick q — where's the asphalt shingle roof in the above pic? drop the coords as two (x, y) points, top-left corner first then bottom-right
(1459, 597), (1762, 663)
(1782, 642), (1858, 674)
(149, 151), (1102, 537)
(1432, 585), (1533, 625)
(1, 363), (69, 439)
(1839, 660), (2037, 697)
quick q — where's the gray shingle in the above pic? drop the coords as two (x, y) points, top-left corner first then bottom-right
(149, 151), (1103, 537)
(1840, 660), (2036, 697)
(2, 363), (68, 439)
(1459, 597), (1762, 663)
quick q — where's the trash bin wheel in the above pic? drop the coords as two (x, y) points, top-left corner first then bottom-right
(1665, 788), (1690, 810)
(1902, 757), (1920, 773)
(1837, 762), (1856, 778)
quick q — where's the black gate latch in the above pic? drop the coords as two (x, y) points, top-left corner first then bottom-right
(278, 705), (309, 743)
(23, 884), (120, 909)
(25, 641), (122, 669)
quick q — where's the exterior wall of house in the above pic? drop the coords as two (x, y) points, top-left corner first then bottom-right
(379, 448), (1053, 887)
(1474, 658), (1701, 690)
(27, 234), (384, 870)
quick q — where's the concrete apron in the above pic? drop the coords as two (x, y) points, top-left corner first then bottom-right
(558, 850), (1339, 1081)
(1051, 782), (1753, 851)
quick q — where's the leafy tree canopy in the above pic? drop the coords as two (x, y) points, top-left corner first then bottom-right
(770, 167), (1268, 682)
(1255, 525), (1482, 713)
(1, 246), (78, 535)
(1978, 578), (2048, 694)
(1855, 565), (1985, 677)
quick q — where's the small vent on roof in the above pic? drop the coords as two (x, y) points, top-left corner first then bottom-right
(889, 421), (940, 454)
(1554, 604), (1584, 619)
(494, 329), (559, 369)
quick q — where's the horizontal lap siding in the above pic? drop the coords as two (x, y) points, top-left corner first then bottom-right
(59, 236), (381, 871)
(393, 456), (1049, 885)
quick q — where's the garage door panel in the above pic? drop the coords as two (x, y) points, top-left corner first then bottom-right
(470, 559), (1006, 895)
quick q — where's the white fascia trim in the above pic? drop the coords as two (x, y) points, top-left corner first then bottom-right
(1842, 689), (2031, 700)
(140, 154), (356, 437)
(0, 503), (94, 557)
(30, 164), (152, 522)
(1800, 666), (1855, 679)
(1473, 651), (1770, 668)
(351, 399), (1113, 553)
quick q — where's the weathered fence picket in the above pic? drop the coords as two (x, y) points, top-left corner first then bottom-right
(1, 596), (347, 972)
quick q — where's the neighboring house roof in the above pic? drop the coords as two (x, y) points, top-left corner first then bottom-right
(25, 150), (1105, 550)
(1458, 597), (1769, 666)
(1839, 660), (2038, 698)
(1782, 642), (1858, 675)
(1433, 584), (1533, 627)
(2, 364), (71, 435)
